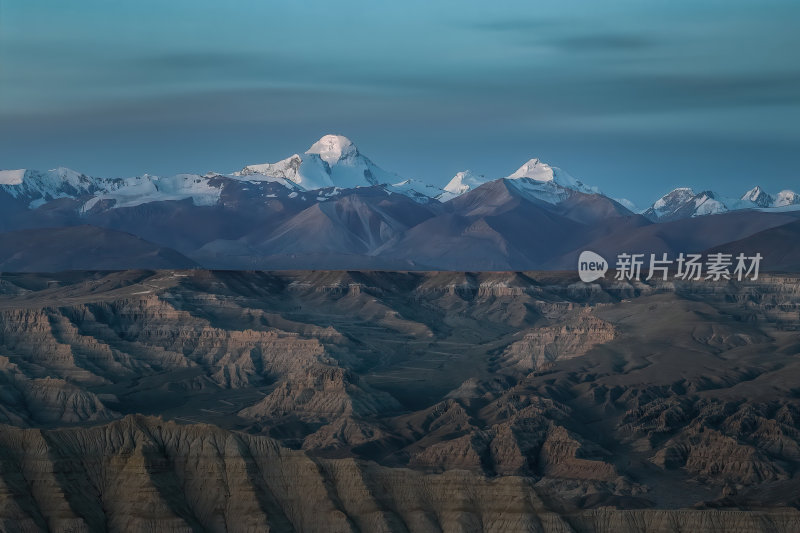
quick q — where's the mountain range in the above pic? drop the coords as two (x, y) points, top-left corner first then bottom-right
(1, 134), (798, 271)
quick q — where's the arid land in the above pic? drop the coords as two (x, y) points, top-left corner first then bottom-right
(0, 270), (799, 532)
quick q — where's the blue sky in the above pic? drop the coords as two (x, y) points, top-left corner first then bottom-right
(1, 0), (799, 206)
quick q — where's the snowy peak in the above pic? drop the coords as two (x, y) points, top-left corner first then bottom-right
(507, 158), (556, 183)
(238, 134), (400, 191)
(0, 168), (108, 206)
(645, 184), (800, 221)
(644, 188), (728, 221)
(84, 173), (223, 211)
(775, 190), (800, 207)
(438, 171), (489, 202)
(237, 154), (316, 190)
(242, 154), (302, 177)
(649, 187), (694, 213)
(4, 135), (797, 221)
(505, 158), (599, 195)
(0, 167), (224, 212)
(741, 186), (774, 208)
(305, 134), (358, 165)
(0, 169), (27, 186)
(692, 191), (728, 217)
(438, 159), (601, 204)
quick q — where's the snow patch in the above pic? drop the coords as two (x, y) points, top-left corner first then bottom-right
(652, 188), (695, 212)
(741, 186), (773, 208)
(305, 134), (357, 165)
(506, 158), (599, 194)
(507, 159), (557, 183)
(775, 189), (800, 207)
(758, 203), (800, 213)
(438, 171), (488, 201)
(692, 194), (727, 216)
(0, 169), (26, 185)
(506, 178), (572, 205)
(81, 196), (102, 213)
(94, 174), (222, 208)
(386, 178), (444, 203)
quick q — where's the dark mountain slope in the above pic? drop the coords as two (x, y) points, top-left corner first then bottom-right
(0, 225), (197, 272)
(708, 218), (800, 271)
(547, 210), (800, 269)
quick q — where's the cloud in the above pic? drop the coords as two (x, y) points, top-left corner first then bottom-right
(469, 17), (655, 54)
(619, 71), (800, 109)
(133, 51), (277, 72)
(469, 18), (556, 32)
(554, 34), (654, 52)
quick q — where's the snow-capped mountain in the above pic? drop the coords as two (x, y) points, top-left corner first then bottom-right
(438, 171), (488, 202)
(775, 190), (800, 207)
(0, 135), (424, 213)
(0, 168), (225, 213)
(2, 134), (800, 272)
(438, 159), (601, 206)
(2, 134), (797, 226)
(653, 188), (698, 215)
(741, 186), (773, 208)
(237, 134), (401, 191)
(644, 186), (800, 222)
(230, 154), (311, 189)
(0, 168), (110, 209)
(84, 174), (225, 211)
(506, 158), (598, 194)
(740, 186), (800, 209)
(643, 188), (725, 221)
(1, 136), (607, 215)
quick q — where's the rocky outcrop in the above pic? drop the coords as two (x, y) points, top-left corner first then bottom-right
(0, 356), (118, 424)
(239, 366), (401, 421)
(499, 309), (615, 372)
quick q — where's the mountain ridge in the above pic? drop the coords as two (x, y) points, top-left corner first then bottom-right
(3, 134), (797, 220)
(2, 134), (799, 271)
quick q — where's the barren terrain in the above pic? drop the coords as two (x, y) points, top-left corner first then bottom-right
(0, 269), (799, 531)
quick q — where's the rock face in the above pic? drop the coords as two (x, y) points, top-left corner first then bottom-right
(0, 416), (798, 532)
(0, 269), (798, 530)
(499, 308), (616, 371)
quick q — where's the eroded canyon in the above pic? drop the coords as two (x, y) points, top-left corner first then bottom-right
(0, 270), (799, 532)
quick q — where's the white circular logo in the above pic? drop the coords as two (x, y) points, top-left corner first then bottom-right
(578, 251), (608, 282)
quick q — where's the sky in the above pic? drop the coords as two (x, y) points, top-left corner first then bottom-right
(1, 0), (799, 207)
